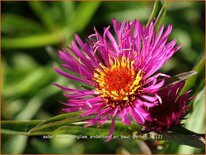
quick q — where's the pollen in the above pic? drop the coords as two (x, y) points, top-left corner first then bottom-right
(93, 56), (143, 109)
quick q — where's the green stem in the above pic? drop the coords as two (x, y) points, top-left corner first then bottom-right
(155, 0), (169, 32)
(146, 0), (162, 27)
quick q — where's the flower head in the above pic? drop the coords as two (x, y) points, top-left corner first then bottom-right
(54, 19), (181, 140)
(143, 82), (191, 133)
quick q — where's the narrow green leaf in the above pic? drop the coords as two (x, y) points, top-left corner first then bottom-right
(2, 136), (28, 154)
(181, 57), (205, 95)
(167, 126), (205, 149)
(185, 89), (205, 133)
(28, 1), (56, 31)
(2, 14), (44, 35)
(162, 71), (197, 88)
(2, 111), (140, 136)
(36, 111), (83, 124)
(2, 118), (204, 149)
(1, 118), (141, 137)
(146, 1), (162, 27)
(14, 79), (64, 120)
(60, 1), (74, 24)
(4, 67), (56, 98)
(28, 113), (94, 134)
(29, 120), (141, 137)
(2, 2), (100, 49)
(71, 1), (101, 32)
(53, 126), (111, 136)
(177, 89), (205, 153)
(2, 28), (70, 49)
(51, 121), (140, 136)
(155, 0), (169, 32)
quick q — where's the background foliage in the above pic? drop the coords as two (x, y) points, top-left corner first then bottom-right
(1, 1), (205, 154)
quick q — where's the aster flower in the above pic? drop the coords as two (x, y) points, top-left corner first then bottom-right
(54, 19), (181, 140)
(143, 82), (191, 133)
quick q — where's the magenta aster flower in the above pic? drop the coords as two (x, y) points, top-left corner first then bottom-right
(143, 82), (191, 133)
(54, 19), (181, 140)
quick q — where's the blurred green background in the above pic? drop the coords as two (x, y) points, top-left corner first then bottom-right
(1, 1), (205, 154)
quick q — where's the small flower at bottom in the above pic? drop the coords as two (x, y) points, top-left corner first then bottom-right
(143, 82), (192, 133)
(54, 19), (181, 141)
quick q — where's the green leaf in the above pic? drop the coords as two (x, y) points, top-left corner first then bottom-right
(177, 89), (205, 153)
(2, 28), (69, 49)
(146, 1), (162, 27)
(29, 111), (84, 131)
(167, 126), (205, 149)
(60, 1), (75, 24)
(181, 57), (205, 95)
(2, 14), (44, 35)
(51, 121), (141, 136)
(53, 126), (111, 136)
(28, 1), (56, 31)
(71, 1), (101, 32)
(29, 115), (140, 136)
(12, 78), (66, 120)
(2, 2), (100, 49)
(162, 71), (197, 88)
(4, 67), (56, 99)
(1, 118), (141, 137)
(1, 111), (141, 136)
(2, 117), (204, 149)
(186, 89), (205, 133)
(36, 111), (83, 124)
(155, 0), (169, 32)
(28, 111), (90, 134)
(2, 136), (28, 154)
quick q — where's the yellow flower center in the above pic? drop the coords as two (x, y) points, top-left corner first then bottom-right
(93, 56), (143, 108)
